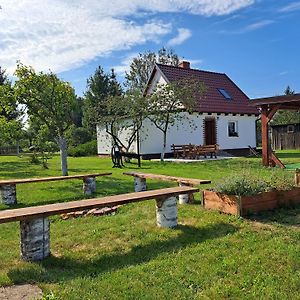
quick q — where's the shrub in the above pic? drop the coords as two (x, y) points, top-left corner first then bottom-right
(214, 171), (294, 196)
(66, 126), (92, 147)
(68, 140), (97, 157)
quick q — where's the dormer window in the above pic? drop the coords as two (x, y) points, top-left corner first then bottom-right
(218, 88), (232, 100)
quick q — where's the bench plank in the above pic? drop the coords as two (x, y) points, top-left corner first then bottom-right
(0, 173), (112, 185)
(0, 186), (198, 223)
(123, 172), (211, 185)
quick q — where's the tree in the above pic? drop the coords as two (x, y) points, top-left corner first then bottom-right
(0, 66), (8, 85)
(0, 68), (22, 146)
(147, 78), (206, 161)
(72, 96), (84, 128)
(272, 86), (300, 125)
(83, 67), (122, 136)
(14, 64), (77, 176)
(97, 90), (148, 154)
(125, 48), (179, 92)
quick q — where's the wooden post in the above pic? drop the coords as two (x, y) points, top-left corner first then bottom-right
(156, 196), (178, 228)
(0, 184), (17, 205)
(83, 177), (96, 195)
(20, 218), (50, 261)
(261, 106), (270, 166)
(134, 177), (147, 192)
(295, 169), (300, 186)
(178, 182), (195, 204)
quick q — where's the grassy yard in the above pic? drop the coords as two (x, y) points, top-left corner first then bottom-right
(0, 153), (299, 299)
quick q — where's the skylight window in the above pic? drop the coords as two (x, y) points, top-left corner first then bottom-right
(218, 88), (232, 100)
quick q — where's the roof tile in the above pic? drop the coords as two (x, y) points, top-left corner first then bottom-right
(156, 63), (258, 115)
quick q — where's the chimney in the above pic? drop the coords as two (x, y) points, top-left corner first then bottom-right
(178, 61), (190, 69)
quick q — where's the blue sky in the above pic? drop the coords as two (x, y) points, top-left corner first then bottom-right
(0, 0), (299, 98)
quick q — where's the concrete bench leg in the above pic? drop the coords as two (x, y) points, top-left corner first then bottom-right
(83, 177), (96, 195)
(20, 218), (50, 261)
(0, 184), (17, 205)
(178, 183), (195, 204)
(134, 177), (147, 192)
(156, 196), (178, 228)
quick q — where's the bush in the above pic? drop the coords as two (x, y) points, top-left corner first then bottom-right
(67, 126), (92, 147)
(214, 171), (294, 196)
(68, 140), (97, 157)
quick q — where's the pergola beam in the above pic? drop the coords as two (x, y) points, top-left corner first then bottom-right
(250, 94), (300, 168)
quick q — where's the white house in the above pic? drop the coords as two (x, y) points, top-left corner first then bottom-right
(97, 61), (259, 158)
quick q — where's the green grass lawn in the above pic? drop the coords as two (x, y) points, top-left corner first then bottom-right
(0, 153), (299, 299)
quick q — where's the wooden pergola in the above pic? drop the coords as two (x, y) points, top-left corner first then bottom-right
(250, 93), (300, 168)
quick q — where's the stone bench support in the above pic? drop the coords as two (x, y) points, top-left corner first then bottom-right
(0, 184), (17, 205)
(156, 196), (178, 228)
(83, 177), (96, 195)
(20, 217), (50, 261)
(134, 177), (147, 192)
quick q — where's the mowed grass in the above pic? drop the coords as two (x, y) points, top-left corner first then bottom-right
(0, 152), (299, 299)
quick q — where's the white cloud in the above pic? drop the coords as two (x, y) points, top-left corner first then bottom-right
(221, 19), (274, 34)
(279, 2), (300, 13)
(279, 71), (288, 76)
(0, 0), (255, 74)
(242, 20), (274, 31)
(167, 28), (192, 46)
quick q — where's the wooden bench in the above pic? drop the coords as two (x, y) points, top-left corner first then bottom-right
(171, 144), (196, 159)
(0, 186), (198, 262)
(0, 173), (112, 205)
(196, 144), (219, 158)
(123, 172), (211, 204)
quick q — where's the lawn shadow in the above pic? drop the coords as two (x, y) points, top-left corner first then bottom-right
(0, 161), (40, 179)
(248, 204), (300, 227)
(8, 222), (238, 285)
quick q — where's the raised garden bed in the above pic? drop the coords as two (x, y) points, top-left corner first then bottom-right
(203, 187), (300, 216)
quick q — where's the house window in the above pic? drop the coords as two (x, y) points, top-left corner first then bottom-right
(218, 88), (232, 100)
(228, 121), (238, 137)
(287, 125), (295, 133)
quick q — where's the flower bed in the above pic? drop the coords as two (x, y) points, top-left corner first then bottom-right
(202, 171), (300, 216)
(203, 188), (300, 216)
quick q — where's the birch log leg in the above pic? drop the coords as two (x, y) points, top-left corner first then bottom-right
(0, 184), (17, 205)
(134, 177), (147, 192)
(83, 177), (96, 195)
(156, 196), (178, 228)
(178, 182), (195, 204)
(20, 218), (50, 261)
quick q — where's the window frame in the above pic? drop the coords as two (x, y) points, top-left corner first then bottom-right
(228, 120), (239, 137)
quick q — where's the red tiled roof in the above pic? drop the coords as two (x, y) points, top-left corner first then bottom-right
(154, 63), (258, 115)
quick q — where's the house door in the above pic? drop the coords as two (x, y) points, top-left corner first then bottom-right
(204, 118), (217, 145)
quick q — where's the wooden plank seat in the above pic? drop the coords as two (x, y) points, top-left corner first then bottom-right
(196, 144), (219, 158)
(171, 144), (195, 159)
(0, 173), (112, 206)
(123, 172), (211, 204)
(0, 186), (198, 262)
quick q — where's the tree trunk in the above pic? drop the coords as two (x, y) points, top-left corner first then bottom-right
(160, 132), (167, 162)
(56, 136), (68, 176)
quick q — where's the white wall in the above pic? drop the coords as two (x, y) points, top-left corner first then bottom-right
(147, 72), (167, 94)
(216, 114), (257, 149)
(139, 112), (257, 154)
(139, 113), (203, 154)
(96, 123), (137, 154)
(96, 125), (111, 154)
(97, 113), (257, 155)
